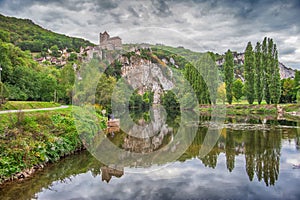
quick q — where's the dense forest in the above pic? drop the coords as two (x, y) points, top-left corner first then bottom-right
(0, 14), (93, 52)
(0, 14), (87, 104)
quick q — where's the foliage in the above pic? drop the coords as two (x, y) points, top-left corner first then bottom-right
(244, 42), (255, 104)
(68, 53), (78, 61)
(104, 60), (123, 80)
(217, 82), (226, 104)
(294, 71), (300, 101)
(280, 78), (295, 103)
(0, 82), (9, 104)
(58, 63), (75, 104)
(262, 37), (271, 104)
(50, 45), (61, 57)
(224, 50), (234, 104)
(129, 90), (154, 111)
(161, 91), (180, 115)
(184, 53), (218, 105)
(254, 42), (263, 104)
(0, 14), (93, 52)
(232, 79), (244, 102)
(268, 42), (281, 104)
(0, 40), (74, 102)
(0, 108), (106, 181)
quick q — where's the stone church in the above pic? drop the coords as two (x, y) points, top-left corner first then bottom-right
(99, 31), (122, 50)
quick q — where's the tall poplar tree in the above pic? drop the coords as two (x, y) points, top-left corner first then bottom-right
(269, 44), (281, 104)
(262, 37), (271, 104)
(244, 42), (255, 104)
(255, 42), (263, 104)
(224, 49), (234, 104)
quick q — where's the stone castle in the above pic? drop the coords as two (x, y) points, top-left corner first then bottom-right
(99, 31), (122, 50)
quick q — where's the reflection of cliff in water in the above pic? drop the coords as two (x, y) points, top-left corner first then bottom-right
(101, 166), (124, 183)
(110, 107), (174, 154)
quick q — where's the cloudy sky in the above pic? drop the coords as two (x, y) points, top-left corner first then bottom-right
(0, 0), (299, 69)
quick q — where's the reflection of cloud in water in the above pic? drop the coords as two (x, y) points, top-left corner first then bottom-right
(37, 152), (300, 200)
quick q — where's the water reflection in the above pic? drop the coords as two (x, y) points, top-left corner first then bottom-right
(0, 114), (300, 199)
(101, 166), (124, 183)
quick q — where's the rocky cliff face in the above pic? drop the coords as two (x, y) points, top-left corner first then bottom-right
(279, 62), (295, 79)
(119, 55), (174, 104)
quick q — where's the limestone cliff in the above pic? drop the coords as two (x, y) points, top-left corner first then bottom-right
(119, 54), (174, 104)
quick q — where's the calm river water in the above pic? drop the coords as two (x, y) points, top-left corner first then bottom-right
(1, 114), (300, 200)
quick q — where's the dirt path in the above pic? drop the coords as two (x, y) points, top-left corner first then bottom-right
(0, 105), (69, 115)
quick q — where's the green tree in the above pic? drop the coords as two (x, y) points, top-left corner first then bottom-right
(68, 53), (78, 61)
(0, 82), (9, 104)
(0, 30), (10, 43)
(294, 71), (300, 99)
(262, 37), (270, 104)
(162, 91), (180, 114)
(255, 42), (263, 104)
(59, 64), (75, 103)
(269, 43), (281, 104)
(224, 50), (234, 104)
(39, 74), (57, 102)
(294, 71), (300, 89)
(198, 53), (219, 104)
(185, 62), (209, 104)
(232, 79), (244, 102)
(95, 75), (117, 109)
(244, 42), (255, 104)
(217, 82), (226, 104)
(50, 45), (61, 57)
(280, 78), (295, 103)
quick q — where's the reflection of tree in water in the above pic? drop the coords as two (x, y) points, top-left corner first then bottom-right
(296, 121), (300, 150)
(200, 148), (220, 169)
(225, 130), (236, 172)
(181, 121), (284, 186)
(244, 130), (281, 186)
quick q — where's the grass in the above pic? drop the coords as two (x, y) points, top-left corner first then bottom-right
(0, 106), (106, 184)
(0, 101), (61, 111)
(199, 103), (278, 115)
(231, 99), (268, 105)
(282, 104), (300, 112)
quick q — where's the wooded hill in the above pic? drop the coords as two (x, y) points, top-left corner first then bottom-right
(0, 14), (94, 52)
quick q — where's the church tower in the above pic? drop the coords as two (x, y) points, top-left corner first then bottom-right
(100, 31), (109, 45)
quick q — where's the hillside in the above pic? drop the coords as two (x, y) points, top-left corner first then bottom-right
(0, 14), (94, 52)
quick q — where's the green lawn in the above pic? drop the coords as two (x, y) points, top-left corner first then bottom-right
(0, 101), (61, 111)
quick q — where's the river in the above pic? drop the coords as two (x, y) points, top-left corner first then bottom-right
(1, 113), (300, 200)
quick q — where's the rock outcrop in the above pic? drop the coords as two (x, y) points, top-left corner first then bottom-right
(120, 55), (174, 104)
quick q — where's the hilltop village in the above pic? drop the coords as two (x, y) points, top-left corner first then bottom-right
(33, 31), (295, 81)
(34, 31), (122, 66)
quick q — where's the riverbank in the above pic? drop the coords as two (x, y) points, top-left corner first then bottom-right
(0, 106), (106, 185)
(199, 104), (300, 118)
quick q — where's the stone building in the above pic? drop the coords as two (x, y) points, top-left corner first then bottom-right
(99, 31), (122, 50)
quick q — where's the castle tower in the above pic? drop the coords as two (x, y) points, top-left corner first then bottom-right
(100, 31), (109, 45)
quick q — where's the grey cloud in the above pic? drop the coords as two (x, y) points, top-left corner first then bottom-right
(0, 0), (300, 69)
(94, 0), (119, 10)
(128, 6), (140, 18)
(151, 0), (173, 17)
(280, 47), (297, 55)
